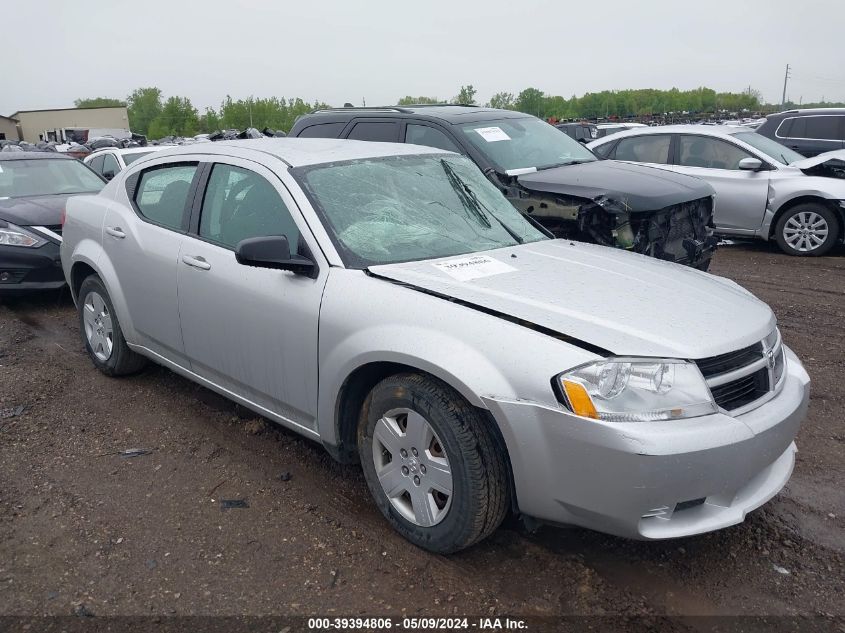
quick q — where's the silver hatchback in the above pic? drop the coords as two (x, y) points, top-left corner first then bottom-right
(61, 139), (809, 553)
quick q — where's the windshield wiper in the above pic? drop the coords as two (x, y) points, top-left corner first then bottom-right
(439, 159), (524, 243)
(536, 159), (594, 171)
(440, 158), (491, 228)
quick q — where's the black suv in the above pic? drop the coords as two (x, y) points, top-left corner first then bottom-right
(289, 105), (717, 269)
(554, 122), (597, 143)
(756, 108), (845, 157)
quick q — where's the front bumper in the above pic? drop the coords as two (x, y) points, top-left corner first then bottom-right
(0, 240), (66, 293)
(484, 346), (810, 540)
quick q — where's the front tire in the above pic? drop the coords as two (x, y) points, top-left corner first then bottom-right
(78, 275), (146, 376)
(774, 203), (839, 256)
(358, 373), (509, 554)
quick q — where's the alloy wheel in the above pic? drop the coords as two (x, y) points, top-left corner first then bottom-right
(783, 211), (829, 253)
(371, 407), (453, 527)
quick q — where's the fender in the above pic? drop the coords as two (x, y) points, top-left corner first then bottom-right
(316, 271), (599, 448)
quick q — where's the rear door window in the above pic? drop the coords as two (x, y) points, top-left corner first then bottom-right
(775, 118), (794, 138)
(134, 164), (198, 230)
(804, 116), (842, 141)
(102, 153), (120, 177)
(346, 121), (399, 142)
(592, 141), (616, 158)
(787, 117), (806, 139)
(405, 124), (461, 152)
(88, 154), (105, 174)
(297, 122), (347, 138)
(614, 135), (671, 164)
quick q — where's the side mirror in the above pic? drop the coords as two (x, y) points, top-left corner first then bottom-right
(235, 235), (316, 277)
(102, 170), (115, 181)
(738, 157), (763, 171)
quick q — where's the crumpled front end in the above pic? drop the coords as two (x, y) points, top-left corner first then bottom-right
(581, 194), (719, 269)
(509, 159), (719, 269)
(510, 187), (718, 270)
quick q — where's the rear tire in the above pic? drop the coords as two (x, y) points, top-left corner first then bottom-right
(78, 275), (147, 376)
(774, 203), (839, 256)
(358, 373), (509, 554)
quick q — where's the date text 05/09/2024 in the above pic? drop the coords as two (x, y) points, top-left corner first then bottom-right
(307, 617), (528, 630)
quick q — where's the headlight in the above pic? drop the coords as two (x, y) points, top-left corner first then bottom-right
(0, 222), (45, 248)
(556, 358), (717, 422)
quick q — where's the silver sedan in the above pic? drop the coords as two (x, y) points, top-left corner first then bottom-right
(589, 125), (845, 256)
(61, 139), (809, 553)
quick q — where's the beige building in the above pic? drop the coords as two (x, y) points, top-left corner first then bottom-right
(9, 106), (130, 143)
(0, 114), (19, 141)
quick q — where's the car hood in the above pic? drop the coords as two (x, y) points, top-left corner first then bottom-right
(0, 194), (69, 226)
(515, 160), (715, 212)
(789, 149), (845, 171)
(368, 240), (774, 359)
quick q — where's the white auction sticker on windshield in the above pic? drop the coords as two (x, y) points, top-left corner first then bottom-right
(474, 126), (511, 142)
(432, 255), (517, 281)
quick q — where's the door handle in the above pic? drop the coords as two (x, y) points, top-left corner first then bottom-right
(182, 255), (211, 271)
(105, 226), (125, 239)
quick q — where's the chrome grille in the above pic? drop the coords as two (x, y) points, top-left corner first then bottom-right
(695, 332), (784, 414)
(709, 367), (769, 410)
(696, 343), (763, 378)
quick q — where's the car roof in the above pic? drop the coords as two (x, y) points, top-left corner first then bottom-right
(149, 138), (451, 167)
(0, 151), (75, 161)
(590, 124), (755, 144)
(769, 108), (845, 117)
(596, 122), (647, 128)
(89, 146), (168, 156)
(304, 105), (531, 125)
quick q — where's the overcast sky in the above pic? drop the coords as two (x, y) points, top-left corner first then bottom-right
(4, 0), (844, 115)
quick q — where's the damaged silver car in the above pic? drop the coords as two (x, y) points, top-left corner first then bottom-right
(61, 139), (809, 553)
(590, 125), (845, 256)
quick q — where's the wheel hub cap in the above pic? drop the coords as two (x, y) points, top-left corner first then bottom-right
(83, 291), (114, 362)
(371, 407), (453, 527)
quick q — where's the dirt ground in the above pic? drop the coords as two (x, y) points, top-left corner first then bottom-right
(1, 241), (843, 630)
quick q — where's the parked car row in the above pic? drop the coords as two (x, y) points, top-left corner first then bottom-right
(56, 136), (810, 553)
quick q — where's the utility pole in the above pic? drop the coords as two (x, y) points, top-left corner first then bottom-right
(781, 64), (791, 110)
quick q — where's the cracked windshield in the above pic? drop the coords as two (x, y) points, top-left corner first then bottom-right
(296, 154), (547, 267)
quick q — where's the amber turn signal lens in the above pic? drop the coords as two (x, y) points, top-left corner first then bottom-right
(562, 379), (599, 419)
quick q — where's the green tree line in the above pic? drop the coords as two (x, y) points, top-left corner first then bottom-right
(77, 88), (329, 138)
(437, 85), (768, 119)
(75, 85), (844, 138)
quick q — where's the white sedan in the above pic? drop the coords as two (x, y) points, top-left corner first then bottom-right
(83, 146), (170, 181)
(589, 125), (845, 256)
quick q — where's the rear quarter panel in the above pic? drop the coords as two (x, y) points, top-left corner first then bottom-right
(61, 186), (141, 344)
(61, 193), (111, 293)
